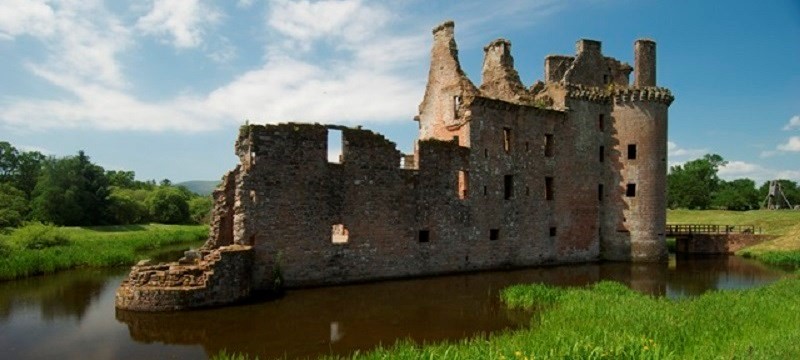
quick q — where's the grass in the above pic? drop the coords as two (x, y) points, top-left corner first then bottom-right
(0, 222), (208, 281)
(213, 278), (800, 360)
(668, 209), (800, 269)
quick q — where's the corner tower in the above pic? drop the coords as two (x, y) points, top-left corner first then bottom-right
(603, 39), (673, 262)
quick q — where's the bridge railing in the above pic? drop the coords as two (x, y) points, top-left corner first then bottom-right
(665, 224), (760, 236)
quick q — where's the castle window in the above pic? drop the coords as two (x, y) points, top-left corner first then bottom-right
(599, 145), (605, 162)
(484, 148), (489, 158)
(490, 229), (500, 240)
(453, 135), (459, 144)
(331, 224), (349, 244)
(525, 141), (530, 152)
(598, 184), (604, 201)
(628, 144), (637, 160)
(544, 134), (554, 157)
(418, 230), (430, 243)
(599, 114), (605, 131)
(603, 75), (609, 84)
(626, 183), (636, 197)
(549, 227), (557, 237)
(504, 175), (514, 200)
(526, 186), (530, 196)
(454, 95), (461, 115)
(483, 185), (488, 196)
(545, 177), (554, 200)
(503, 128), (512, 153)
(327, 129), (343, 163)
(458, 170), (469, 199)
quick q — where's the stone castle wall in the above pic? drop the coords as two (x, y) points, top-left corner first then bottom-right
(116, 20), (673, 311)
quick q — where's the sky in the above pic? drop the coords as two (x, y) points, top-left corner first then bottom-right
(0, 0), (798, 184)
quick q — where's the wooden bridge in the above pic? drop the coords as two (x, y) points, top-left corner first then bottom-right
(666, 224), (761, 236)
(666, 224), (770, 254)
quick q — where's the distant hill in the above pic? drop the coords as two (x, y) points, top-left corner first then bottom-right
(177, 180), (219, 196)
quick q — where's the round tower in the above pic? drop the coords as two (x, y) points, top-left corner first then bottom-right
(604, 39), (672, 262)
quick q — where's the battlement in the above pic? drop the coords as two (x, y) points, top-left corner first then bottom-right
(612, 87), (674, 105)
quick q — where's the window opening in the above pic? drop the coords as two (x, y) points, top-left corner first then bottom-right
(504, 175), (513, 200)
(598, 184), (604, 201)
(545, 177), (554, 200)
(599, 114), (605, 131)
(458, 170), (469, 199)
(454, 95), (461, 115)
(628, 144), (637, 160)
(490, 229), (500, 240)
(544, 134), (554, 157)
(331, 224), (349, 244)
(484, 148), (489, 158)
(327, 129), (343, 163)
(626, 183), (636, 197)
(483, 185), (488, 196)
(418, 230), (430, 243)
(503, 128), (512, 153)
(599, 145), (605, 162)
(549, 227), (557, 237)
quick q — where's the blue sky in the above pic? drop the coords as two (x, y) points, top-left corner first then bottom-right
(1, 0), (798, 184)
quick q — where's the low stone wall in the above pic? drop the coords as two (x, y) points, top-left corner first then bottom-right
(675, 234), (777, 254)
(115, 245), (254, 311)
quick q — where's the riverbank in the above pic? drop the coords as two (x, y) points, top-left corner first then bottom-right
(0, 223), (207, 281)
(667, 209), (800, 269)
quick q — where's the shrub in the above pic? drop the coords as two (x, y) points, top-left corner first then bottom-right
(11, 222), (71, 250)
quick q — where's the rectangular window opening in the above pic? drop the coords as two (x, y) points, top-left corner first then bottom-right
(503, 128), (512, 153)
(598, 114), (605, 131)
(544, 134), (554, 157)
(504, 175), (514, 200)
(599, 145), (605, 162)
(549, 227), (557, 237)
(418, 230), (430, 243)
(490, 229), (500, 241)
(628, 144), (637, 160)
(626, 183), (636, 197)
(545, 177), (554, 200)
(331, 224), (349, 244)
(598, 184), (604, 202)
(483, 185), (488, 196)
(454, 95), (461, 115)
(327, 129), (343, 163)
(526, 186), (530, 196)
(458, 170), (469, 199)
(484, 148), (489, 158)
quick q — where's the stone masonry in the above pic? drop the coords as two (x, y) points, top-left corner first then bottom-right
(116, 21), (674, 311)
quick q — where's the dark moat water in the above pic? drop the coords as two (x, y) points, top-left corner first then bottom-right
(0, 254), (787, 359)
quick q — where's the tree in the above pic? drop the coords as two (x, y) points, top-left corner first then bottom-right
(108, 189), (148, 224)
(0, 183), (28, 228)
(667, 154), (728, 209)
(188, 196), (213, 224)
(711, 179), (760, 211)
(145, 187), (190, 224)
(31, 151), (110, 226)
(13, 150), (45, 199)
(0, 141), (19, 182)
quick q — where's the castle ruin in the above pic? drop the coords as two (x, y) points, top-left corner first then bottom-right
(116, 21), (673, 311)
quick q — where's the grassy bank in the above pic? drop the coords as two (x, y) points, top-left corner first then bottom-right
(214, 278), (800, 360)
(0, 223), (207, 281)
(668, 209), (800, 269)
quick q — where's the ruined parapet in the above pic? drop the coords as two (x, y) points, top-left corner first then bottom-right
(634, 39), (656, 87)
(115, 245), (254, 311)
(204, 166), (239, 249)
(544, 55), (574, 83)
(563, 39), (609, 87)
(479, 39), (531, 103)
(604, 57), (633, 86)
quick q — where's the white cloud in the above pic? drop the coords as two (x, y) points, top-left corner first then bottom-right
(667, 141), (707, 158)
(783, 115), (800, 131)
(718, 160), (800, 183)
(267, 0), (391, 53)
(0, 0), (56, 38)
(777, 136), (800, 152)
(136, 0), (220, 48)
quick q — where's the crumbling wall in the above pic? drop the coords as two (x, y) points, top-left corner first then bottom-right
(115, 245), (253, 311)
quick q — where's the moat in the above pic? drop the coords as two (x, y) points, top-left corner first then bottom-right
(0, 254), (787, 360)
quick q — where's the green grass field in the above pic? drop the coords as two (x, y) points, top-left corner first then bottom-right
(0, 223), (208, 281)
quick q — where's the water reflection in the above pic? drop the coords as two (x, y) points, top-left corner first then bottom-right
(0, 255), (788, 360)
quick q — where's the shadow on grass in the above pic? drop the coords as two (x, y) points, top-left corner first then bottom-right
(79, 224), (148, 232)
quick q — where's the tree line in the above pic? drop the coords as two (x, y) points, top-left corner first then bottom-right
(667, 154), (799, 210)
(0, 141), (214, 229)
